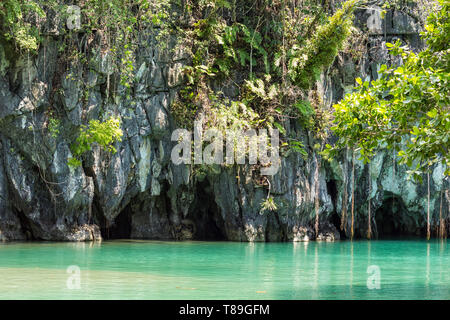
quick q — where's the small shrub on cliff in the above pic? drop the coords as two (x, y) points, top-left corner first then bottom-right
(0, 0), (46, 52)
(47, 118), (61, 138)
(260, 196), (277, 214)
(69, 116), (123, 167)
(288, 0), (357, 90)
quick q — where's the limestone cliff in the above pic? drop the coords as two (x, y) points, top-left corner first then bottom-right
(0, 2), (448, 241)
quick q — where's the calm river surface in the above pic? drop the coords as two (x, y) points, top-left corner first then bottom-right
(0, 240), (448, 299)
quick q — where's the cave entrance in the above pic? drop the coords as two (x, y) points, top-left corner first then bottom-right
(187, 179), (227, 241)
(331, 211), (346, 240)
(14, 207), (37, 240)
(375, 193), (420, 239)
(327, 179), (346, 239)
(101, 205), (132, 240)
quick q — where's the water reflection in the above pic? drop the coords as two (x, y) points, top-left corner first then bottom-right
(350, 240), (354, 291)
(314, 243), (319, 290)
(292, 242), (302, 291)
(0, 240), (448, 299)
(426, 242), (430, 289)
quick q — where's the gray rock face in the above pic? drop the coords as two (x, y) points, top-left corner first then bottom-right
(327, 148), (449, 239)
(0, 5), (448, 241)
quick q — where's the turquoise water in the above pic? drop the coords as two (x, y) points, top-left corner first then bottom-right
(0, 240), (448, 299)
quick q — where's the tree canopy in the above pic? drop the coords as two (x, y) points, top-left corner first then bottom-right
(328, 0), (449, 179)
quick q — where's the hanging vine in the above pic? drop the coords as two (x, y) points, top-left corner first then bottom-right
(341, 147), (349, 232)
(314, 153), (321, 238)
(350, 148), (355, 240)
(439, 188), (444, 239)
(367, 162), (372, 239)
(427, 170), (431, 240)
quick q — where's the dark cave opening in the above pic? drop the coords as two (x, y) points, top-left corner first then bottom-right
(327, 179), (346, 239)
(331, 211), (346, 240)
(14, 207), (37, 240)
(375, 193), (421, 239)
(187, 179), (227, 241)
(326, 179), (338, 206)
(265, 212), (286, 242)
(100, 205), (132, 240)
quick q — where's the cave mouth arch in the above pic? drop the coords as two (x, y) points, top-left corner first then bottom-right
(326, 179), (347, 239)
(101, 204), (132, 240)
(186, 178), (227, 241)
(375, 192), (422, 239)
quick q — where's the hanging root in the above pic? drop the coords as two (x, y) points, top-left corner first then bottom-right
(314, 154), (321, 238)
(367, 163), (371, 240)
(392, 147), (395, 212)
(350, 149), (355, 240)
(439, 188), (447, 239)
(427, 171), (431, 240)
(340, 148), (349, 231)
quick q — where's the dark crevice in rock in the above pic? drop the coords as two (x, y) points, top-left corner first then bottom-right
(92, 195), (108, 239)
(331, 211), (346, 240)
(13, 207), (36, 240)
(160, 182), (178, 240)
(235, 171), (245, 234)
(327, 179), (346, 239)
(326, 179), (338, 211)
(83, 165), (95, 178)
(106, 204), (132, 239)
(187, 179), (226, 241)
(265, 213), (286, 242)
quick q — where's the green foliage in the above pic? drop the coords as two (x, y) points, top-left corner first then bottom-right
(243, 78), (278, 102)
(1, 0), (173, 90)
(215, 22), (270, 77)
(260, 196), (277, 214)
(170, 63), (218, 129)
(293, 100), (315, 127)
(170, 0), (359, 161)
(170, 96), (199, 130)
(288, 0), (357, 90)
(69, 116), (123, 167)
(1, 1), (361, 173)
(288, 140), (308, 157)
(1, 1), (172, 168)
(47, 117), (60, 138)
(0, 0), (46, 52)
(329, 0), (450, 179)
(67, 157), (82, 168)
(81, 0), (172, 92)
(208, 97), (261, 131)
